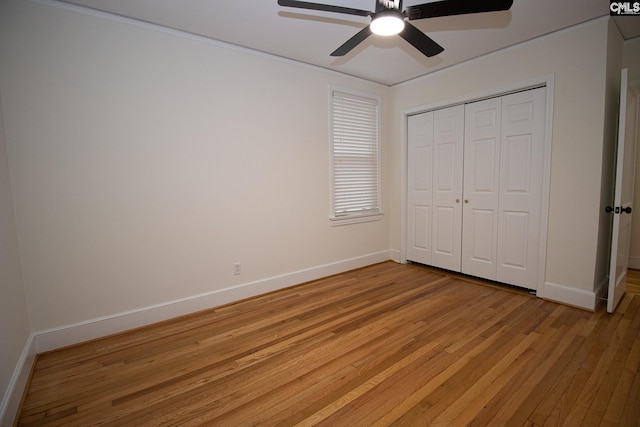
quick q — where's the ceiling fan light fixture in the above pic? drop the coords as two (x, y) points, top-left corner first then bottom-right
(278, 0), (515, 58)
(370, 14), (405, 36)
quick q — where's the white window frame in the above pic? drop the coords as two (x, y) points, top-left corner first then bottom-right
(329, 87), (383, 226)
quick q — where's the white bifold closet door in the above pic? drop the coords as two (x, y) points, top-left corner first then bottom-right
(407, 111), (434, 266)
(463, 88), (546, 289)
(407, 105), (464, 271)
(461, 97), (502, 280)
(432, 106), (464, 271)
(497, 88), (546, 289)
(407, 87), (546, 290)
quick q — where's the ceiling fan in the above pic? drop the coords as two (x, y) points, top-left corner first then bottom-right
(277, 0), (514, 57)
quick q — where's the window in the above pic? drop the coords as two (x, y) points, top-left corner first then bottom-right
(329, 88), (382, 225)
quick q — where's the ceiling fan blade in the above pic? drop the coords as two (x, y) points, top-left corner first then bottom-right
(277, 0), (371, 17)
(399, 22), (444, 57)
(406, 0), (513, 20)
(331, 26), (373, 56)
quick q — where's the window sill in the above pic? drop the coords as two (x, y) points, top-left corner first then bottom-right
(329, 213), (383, 227)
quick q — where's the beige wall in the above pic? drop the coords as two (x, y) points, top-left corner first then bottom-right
(0, 0), (390, 331)
(389, 18), (613, 293)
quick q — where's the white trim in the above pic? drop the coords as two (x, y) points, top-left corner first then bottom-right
(399, 103), (409, 265)
(330, 213), (383, 226)
(400, 75), (553, 118)
(32, 251), (392, 353)
(540, 281), (599, 311)
(538, 75), (555, 294)
(400, 75), (554, 295)
(0, 335), (36, 426)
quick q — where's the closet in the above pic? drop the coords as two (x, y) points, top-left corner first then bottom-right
(407, 87), (546, 290)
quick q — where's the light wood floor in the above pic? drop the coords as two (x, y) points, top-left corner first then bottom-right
(628, 269), (640, 296)
(17, 262), (640, 426)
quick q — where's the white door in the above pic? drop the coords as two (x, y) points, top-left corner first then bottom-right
(608, 69), (638, 313)
(407, 112), (434, 265)
(462, 97), (502, 280)
(432, 105), (464, 271)
(496, 88), (546, 290)
(407, 88), (548, 291)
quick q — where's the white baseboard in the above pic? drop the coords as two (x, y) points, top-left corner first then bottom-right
(628, 256), (640, 270)
(540, 281), (599, 311)
(33, 251), (393, 353)
(0, 335), (36, 427)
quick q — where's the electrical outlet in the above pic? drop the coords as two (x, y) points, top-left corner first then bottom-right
(233, 262), (241, 275)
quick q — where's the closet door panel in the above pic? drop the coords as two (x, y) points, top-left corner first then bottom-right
(434, 206), (456, 257)
(497, 87), (546, 289)
(462, 98), (501, 280)
(432, 105), (464, 271)
(467, 208), (497, 262)
(407, 112), (434, 265)
(501, 211), (529, 268)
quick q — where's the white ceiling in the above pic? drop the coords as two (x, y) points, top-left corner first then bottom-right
(58, 0), (640, 86)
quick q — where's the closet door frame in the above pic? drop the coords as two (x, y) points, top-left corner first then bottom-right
(400, 75), (554, 295)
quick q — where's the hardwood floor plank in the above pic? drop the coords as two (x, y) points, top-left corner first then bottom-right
(466, 307), (586, 426)
(515, 308), (621, 426)
(236, 321), (430, 426)
(582, 296), (640, 425)
(552, 305), (635, 426)
(385, 311), (541, 425)
(617, 367), (640, 426)
(599, 335), (640, 426)
(430, 331), (540, 426)
(113, 280), (450, 425)
(276, 284), (513, 426)
(627, 269), (640, 296)
(16, 262), (640, 426)
(25, 269), (425, 416)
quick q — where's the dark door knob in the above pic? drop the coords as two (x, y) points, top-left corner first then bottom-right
(621, 206), (632, 214)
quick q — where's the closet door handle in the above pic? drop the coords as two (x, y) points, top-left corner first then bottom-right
(456, 199), (460, 203)
(464, 199), (469, 204)
(607, 206), (633, 214)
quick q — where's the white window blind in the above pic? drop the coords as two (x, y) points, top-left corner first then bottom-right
(330, 89), (382, 223)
